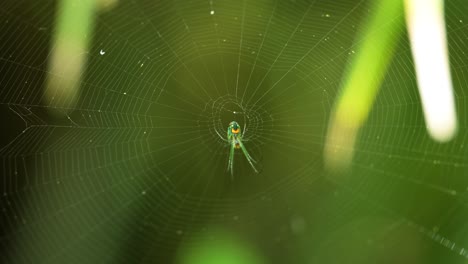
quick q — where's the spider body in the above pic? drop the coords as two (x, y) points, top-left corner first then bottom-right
(225, 121), (258, 176)
(228, 122), (241, 149)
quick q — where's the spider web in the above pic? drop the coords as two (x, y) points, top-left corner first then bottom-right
(1, 0), (468, 263)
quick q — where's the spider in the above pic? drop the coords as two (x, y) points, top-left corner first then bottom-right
(215, 121), (258, 176)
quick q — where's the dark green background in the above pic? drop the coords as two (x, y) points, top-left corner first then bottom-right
(1, 0), (468, 263)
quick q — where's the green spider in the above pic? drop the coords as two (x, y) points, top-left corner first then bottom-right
(217, 121), (258, 176)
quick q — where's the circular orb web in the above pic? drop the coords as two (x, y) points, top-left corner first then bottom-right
(0, 0), (360, 263)
(147, 48), (327, 199)
(7, 0), (468, 263)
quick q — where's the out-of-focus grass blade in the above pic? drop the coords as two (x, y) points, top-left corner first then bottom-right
(405, 0), (458, 142)
(324, 0), (404, 172)
(45, 0), (117, 116)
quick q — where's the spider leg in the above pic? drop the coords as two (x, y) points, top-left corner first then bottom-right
(238, 137), (256, 163)
(215, 128), (228, 142)
(242, 121), (248, 138)
(238, 138), (258, 173)
(228, 138), (235, 178)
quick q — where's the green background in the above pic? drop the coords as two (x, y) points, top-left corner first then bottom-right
(1, 0), (468, 263)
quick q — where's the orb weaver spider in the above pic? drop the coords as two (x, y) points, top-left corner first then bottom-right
(215, 121), (258, 177)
